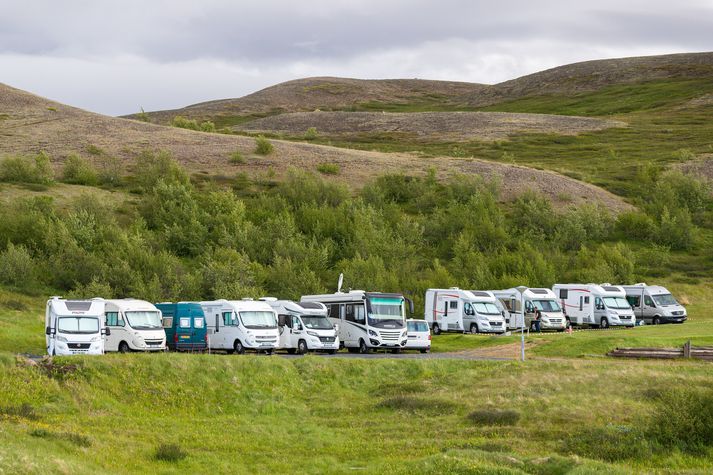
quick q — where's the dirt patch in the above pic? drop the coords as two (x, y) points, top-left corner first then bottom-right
(453, 341), (540, 359)
(678, 154), (713, 180)
(238, 111), (624, 142)
(0, 83), (633, 211)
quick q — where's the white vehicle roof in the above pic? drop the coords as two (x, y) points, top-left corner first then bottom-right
(494, 288), (557, 300)
(47, 297), (105, 316)
(427, 288), (497, 302)
(301, 291), (404, 303)
(553, 283), (625, 298)
(406, 318), (430, 329)
(201, 299), (275, 312)
(260, 298), (328, 316)
(105, 299), (159, 313)
(621, 284), (672, 296)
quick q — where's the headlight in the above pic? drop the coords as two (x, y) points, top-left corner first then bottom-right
(90, 336), (100, 342)
(56, 335), (68, 343)
(368, 330), (378, 337)
(307, 331), (319, 337)
(401, 331), (407, 338)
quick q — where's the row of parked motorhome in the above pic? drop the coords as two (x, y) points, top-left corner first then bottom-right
(44, 283), (685, 356)
(424, 283), (687, 335)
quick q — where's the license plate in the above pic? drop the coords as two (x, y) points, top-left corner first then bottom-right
(180, 335), (190, 339)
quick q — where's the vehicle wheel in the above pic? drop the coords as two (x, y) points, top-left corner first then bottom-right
(358, 339), (368, 354)
(390, 348), (401, 354)
(234, 340), (245, 355)
(327, 349), (337, 355)
(119, 341), (130, 353)
(265, 349), (274, 355)
(420, 349), (429, 354)
(470, 323), (479, 334)
(347, 346), (357, 353)
(432, 324), (441, 335)
(600, 317), (609, 329)
(652, 316), (660, 325)
(286, 348), (296, 355)
(297, 340), (308, 355)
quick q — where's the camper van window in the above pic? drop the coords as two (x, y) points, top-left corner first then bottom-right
(106, 312), (121, 326)
(532, 300), (561, 312)
(57, 317), (100, 334)
(473, 302), (501, 315)
(652, 294), (678, 306)
(302, 315), (332, 330)
(626, 296), (640, 307)
(366, 298), (404, 328)
(239, 311), (278, 329)
(603, 297), (632, 309)
(559, 289), (568, 299)
(644, 296), (654, 307)
(584, 296), (590, 304)
(162, 317), (173, 328)
(464, 303), (475, 316)
(345, 304), (365, 324)
(449, 301), (458, 309)
(525, 301), (534, 313)
(328, 304), (340, 319)
(125, 311), (162, 329)
(223, 312), (235, 326)
(179, 318), (191, 328)
(194, 318), (204, 329)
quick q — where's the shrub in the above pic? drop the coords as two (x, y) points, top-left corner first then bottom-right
(154, 443), (187, 462)
(254, 135), (274, 155)
(171, 115), (200, 131)
(229, 150), (245, 164)
(86, 144), (103, 155)
(135, 107), (150, 123)
(467, 409), (520, 426)
(304, 127), (318, 140)
(316, 163), (340, 175)
(96, 154), (123, 186)
(199, 121), (216, 133)
(0, 244), (37, 288)
(132, 150), (189, 191)
(648, 388), (713, 452)
(0, 152), (54, 185)
(62, 154), (99, 185)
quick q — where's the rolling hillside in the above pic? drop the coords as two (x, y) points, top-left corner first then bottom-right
(0, 82), (631, 209)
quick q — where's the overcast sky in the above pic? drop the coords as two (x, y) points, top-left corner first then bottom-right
(1, 0), (712, 115)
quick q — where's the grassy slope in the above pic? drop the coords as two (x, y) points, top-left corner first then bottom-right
(2, 353), (713, 474)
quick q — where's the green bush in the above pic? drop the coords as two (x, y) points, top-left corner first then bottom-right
(135, 107), (150, 123)
(254, 135), (274, 155)
(648, 388), (713, 452)
(0, 152), (54, 184)
(199, 121), (216, 133)
(154, 443), (187, 462)
(96, 154), (123, 186)
(316, 163), (340, 175)
(62, 154), (99, 185)
(467, 409), (520, 426)
(171, 115), (200, 131)
(229, 150), (245, 164)
(86, 144), (103, 156)
(304, 127), (319, 140)
(0, 244), (37, 288)
(132, 150), (188, 191)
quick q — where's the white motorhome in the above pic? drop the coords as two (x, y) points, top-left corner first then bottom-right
(553, 284), (636, 328)
(424, 288), (506, 335)
(621, 284), (687, 325)
(301, 291), (410, 353)
(200, 299), (279, 354)
(261, 298), (339, 354)
(103, 299), (166, 352)
(492, 288), (567, 331)
(45, 297), (108, 356)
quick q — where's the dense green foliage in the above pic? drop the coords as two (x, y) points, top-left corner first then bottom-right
(171, 115), (217, 132)
(0, 151), (709, 314)
(0, 152), (53, 185)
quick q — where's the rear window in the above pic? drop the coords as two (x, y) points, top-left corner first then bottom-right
(162, 317), (173, 328)
(179, 318), (191, 328)
(194, 318), (204, 328)
(407, 321), (429, 332)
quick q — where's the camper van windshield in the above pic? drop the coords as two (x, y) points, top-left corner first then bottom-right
(302, 315), (332, 330)
(652, 294), (678, 306)
(603, 297), (632, 310)
(366, 297), (405, 328)
(472, 302), (501, 315)
(57, 316), (100, 334)
(533, 300), (561, 312)
(239, 311), (277, 329)
(125, 311), (162, 329)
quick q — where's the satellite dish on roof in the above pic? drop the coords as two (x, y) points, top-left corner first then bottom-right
(337, 273), (344, 293)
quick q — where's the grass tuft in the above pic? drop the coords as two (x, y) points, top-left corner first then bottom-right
(467, 408), (520, 426)
(316, 163), (340, 175)
(254, 135), (274, 155)
(154, 443), (187, 462)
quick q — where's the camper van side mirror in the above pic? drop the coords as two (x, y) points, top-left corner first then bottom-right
(104, 327), (111, 336)
(45, 326), (52, 335)
(405, 298), (414, 316)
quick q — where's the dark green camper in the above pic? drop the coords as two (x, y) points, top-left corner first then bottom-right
(156, 302), (207, 351)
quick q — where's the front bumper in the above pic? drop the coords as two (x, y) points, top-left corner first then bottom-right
(661, 315), (687, 324)
(54, 341), (103, 355)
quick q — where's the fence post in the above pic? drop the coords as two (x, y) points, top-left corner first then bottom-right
(683, 339), (691, 358)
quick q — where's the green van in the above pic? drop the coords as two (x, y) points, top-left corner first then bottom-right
(156, 302), (207, 351)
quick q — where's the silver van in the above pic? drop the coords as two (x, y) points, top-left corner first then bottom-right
(622, 284), (687, 325)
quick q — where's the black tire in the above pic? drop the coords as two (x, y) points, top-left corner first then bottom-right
(652, 316), (660, 325)
(470, 323), (478, 334)
(265, 349), (274, 355)
(347, 346), (358, 353)
(297, 340), (308, 355)
(234, 340), (245, 355)
(286, 348), (296, 355)
(119, 341), (130, 353)
(419, 349), (429, 354)
(433, 324), (441, 335)
(390, 348), (401, 354)
(600, 317), (609, 329)
(327, 349), (337, 355)
(358, 339), (368, 354)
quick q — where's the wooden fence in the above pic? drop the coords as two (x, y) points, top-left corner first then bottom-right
(608, 341), (713, 361)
